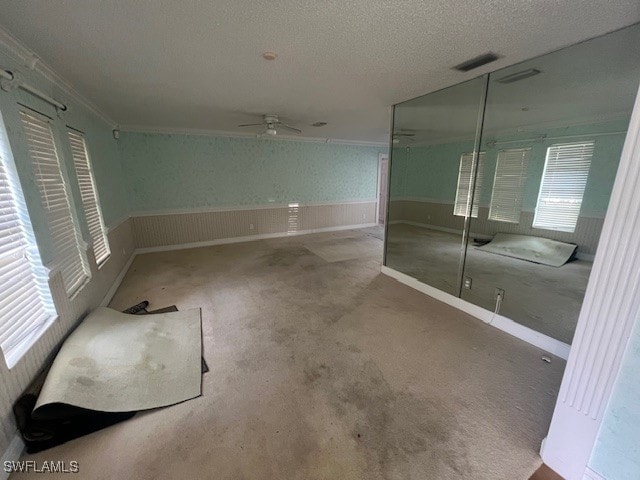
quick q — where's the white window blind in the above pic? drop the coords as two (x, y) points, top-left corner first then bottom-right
(454, 152), (485, 218)
(0, 124), (55, 368)
(533, 141), (594, 233)
(68, 130), (110, 266)
(488, 148), (531, 223)
(20, 110), (90, 296)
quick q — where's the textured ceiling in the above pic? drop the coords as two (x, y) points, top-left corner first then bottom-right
(394, 24), (640, 144)
(0, 1), (639, 143)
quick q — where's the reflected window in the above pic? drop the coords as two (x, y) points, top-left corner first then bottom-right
(454, 152), (486, 218)
(488, 148), (530, 223)
(533, 141), (594, 233)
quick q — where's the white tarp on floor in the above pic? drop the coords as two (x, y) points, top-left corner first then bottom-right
(34, 307), (202, 414)
(476, 233), (577, 267)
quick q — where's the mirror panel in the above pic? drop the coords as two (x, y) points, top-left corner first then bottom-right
(460, 24), (640, 343)
(385, 76), (486, 296)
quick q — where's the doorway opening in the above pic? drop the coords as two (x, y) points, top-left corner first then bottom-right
(377, 153), (389, 225)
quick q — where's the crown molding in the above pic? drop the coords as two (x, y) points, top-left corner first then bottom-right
(0, 25), (116, 127)
(119, 124), (388, 148)
(0, 26), (387, 146)
(395, 111), (631, 148)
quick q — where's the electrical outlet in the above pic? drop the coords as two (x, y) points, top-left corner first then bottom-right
(249, 223), (255, 230)
(463, 276), (472, 289)
(362, 213), (366, 220)
(495, 288), (505, 300)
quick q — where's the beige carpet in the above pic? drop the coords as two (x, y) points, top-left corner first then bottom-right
(304, 235), (382, 262)
(13, 227), (564, 479)
(34, 307), (202, 415)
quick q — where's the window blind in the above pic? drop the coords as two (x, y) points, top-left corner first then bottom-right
(68, 130), (110, 266)
(0, 134), (55, 368)
(488, 148), (531, 223)
(454, 152), (485, 218)
(533, 141), (594, 233)
(20, 110), (90, 296)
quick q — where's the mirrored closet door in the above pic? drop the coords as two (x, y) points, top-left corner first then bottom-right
(384, 23), (640, 347)
(385, 76), (487, 297)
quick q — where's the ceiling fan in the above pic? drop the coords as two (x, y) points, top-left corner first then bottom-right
(392, 131), (416, 144)
(238, 114), (302, 136)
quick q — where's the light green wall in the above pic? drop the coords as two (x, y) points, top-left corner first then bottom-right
(390, 119), (629, 218)
(120, 132), (386, 213)
(590, 311), (640, 479)
(0, 50), (128, 264)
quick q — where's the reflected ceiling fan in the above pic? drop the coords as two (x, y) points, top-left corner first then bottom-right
(238, 114), (302, 136)
(392, 130), (416, 144)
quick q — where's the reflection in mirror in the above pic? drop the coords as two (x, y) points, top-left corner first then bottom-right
(385, 76), (486, 296)
(461, 24), (640, 344)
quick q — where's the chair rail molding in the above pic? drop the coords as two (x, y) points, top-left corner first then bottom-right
(541, 83), (640, 480)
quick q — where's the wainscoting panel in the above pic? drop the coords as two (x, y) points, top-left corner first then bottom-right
(390, 199), (604, 255)
(0, 219), (135, 455)
(132, 202), (377, 249)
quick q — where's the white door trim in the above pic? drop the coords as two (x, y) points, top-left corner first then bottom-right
(541, 82), (640, 479)
(376, 153), (389, 225)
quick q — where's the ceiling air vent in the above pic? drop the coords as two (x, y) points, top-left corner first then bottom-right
(495, 68), (542, 84)
(453, 52), (500, 72)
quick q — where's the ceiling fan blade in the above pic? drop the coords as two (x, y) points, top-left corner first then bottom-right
(277, 123), (302, 134)
(237, 123), (265, 127)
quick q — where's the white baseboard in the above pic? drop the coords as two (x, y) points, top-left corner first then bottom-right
(380, 265), (571, 359)
(100, 252), (137, 307)
(135, 223), (379, 254)
(583, 467), (606, 480)
(1, 434), (24, 480)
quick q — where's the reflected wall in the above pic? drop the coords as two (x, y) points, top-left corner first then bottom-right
(384, 23), (640, 345)
(386, 76), (486, 296)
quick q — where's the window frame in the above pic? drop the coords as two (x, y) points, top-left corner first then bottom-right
(454, 151), (486, 218)
(20, 108), (90, 298)
(533, 141), (595, 233)
(488, 147), (531, 224)
(0, 109), (57, 369)
(68, 129), (111, 267)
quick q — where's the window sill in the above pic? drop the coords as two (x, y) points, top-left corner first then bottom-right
(68, 275), (91, 301)
(2, 314), (58, 369)
(97, 254), (111, 270)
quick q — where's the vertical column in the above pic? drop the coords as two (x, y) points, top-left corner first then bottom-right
(542, 85), (640, 479)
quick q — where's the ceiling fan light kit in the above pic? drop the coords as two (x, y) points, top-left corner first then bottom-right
(237, 114), (302, 136)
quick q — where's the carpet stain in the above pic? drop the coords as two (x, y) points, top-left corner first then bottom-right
(76, 376), (95, 387)
(260, 247), (313, 267)
(302, 341), (470, 479)
(69, 357), (96, 369)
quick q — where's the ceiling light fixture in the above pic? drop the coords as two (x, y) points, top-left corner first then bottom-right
(262, 51), (277, 61)
(265, 127), (277, 136)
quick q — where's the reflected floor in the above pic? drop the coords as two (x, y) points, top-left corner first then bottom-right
(385, 223), (591, 344)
